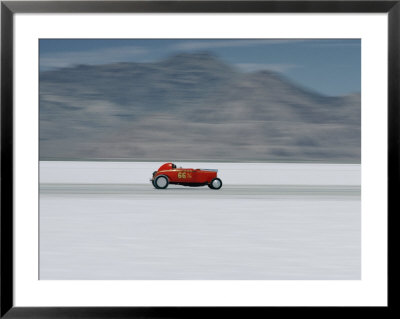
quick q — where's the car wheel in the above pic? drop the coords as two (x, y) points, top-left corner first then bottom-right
(154, 175), (169, 189)
(209, 178), (222, 190)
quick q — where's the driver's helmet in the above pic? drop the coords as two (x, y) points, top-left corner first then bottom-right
(172, 163), (177, 169)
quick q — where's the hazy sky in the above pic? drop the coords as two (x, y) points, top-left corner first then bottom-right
(40, 39), (360, 96)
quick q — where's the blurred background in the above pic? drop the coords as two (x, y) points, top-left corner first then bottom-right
(39, 39), (361, 163)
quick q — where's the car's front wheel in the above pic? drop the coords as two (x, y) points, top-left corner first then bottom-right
(154, 175), (169, 189)
(208, 178), (222, 190)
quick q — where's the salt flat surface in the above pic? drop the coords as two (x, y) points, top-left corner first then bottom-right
(40, 161), (360, 185)
(40, 162), (361, 280)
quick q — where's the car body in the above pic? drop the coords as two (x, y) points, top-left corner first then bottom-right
(151, 162), (223, 190)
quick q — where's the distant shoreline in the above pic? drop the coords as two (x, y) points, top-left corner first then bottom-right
(39, 158), (361, 164)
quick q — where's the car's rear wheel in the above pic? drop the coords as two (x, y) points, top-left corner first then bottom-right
(154, 175), (169, 189)
(208, 178), (222, 190)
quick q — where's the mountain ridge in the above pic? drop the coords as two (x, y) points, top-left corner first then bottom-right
(39, 53), (360, 162)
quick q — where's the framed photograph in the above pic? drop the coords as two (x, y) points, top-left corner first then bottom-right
(1, 0), (396, 317)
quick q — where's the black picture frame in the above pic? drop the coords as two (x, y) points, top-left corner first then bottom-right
(1, 1), (397, 317)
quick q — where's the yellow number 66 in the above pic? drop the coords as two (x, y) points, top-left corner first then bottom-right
(178, 172), (186, 178)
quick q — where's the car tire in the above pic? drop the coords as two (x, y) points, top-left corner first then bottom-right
(209, 178), (222, 190)
(154, 175), (169, 189)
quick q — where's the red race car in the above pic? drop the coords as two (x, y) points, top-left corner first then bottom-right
(151, 162), (223, 190)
